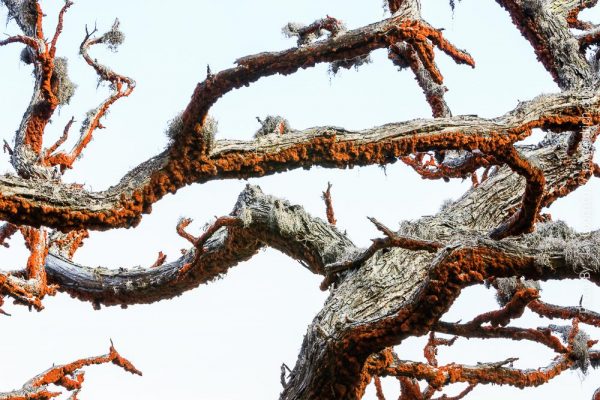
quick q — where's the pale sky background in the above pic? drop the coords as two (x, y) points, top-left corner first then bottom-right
(0, 1), (599, 399)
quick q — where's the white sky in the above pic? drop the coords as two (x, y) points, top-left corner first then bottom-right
(0, 0), (599, 399)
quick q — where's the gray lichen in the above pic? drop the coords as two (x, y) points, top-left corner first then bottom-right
(527, 221), (599, 274)
(80, 107), (101, 134)
(282, 19), (346, 47)
(5, 0), (37, 32)
(564, 232), (600, 273)
(495, 277), (540, 306)
(52, 57), (77, 106)
(439, 198), (454, 212)
(254, 115), (291, 138)
(165, 112), (217, 150)
(101, 19), (125, 52)
(549, 324), (591, 373)
(329, 55), (372, 75)
(19, 47), (34, 64)
(200, 115), (218, 150)
(282, 22), (312, 45)
(165, 112), (184, 141)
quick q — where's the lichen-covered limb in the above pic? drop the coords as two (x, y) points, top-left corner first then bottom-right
(177, 9), (472, 155)
(368, 321), (588, 393)
(0, 226), (58, 311)
(0, 34), (39, 48)
(382, 0), (471, 118)
(389, 41), (451, 118)
(400, 151), (496, 181)
(489, 146), (546, 239)
(379, 354), (573, 389)
(43, 117), (74, 160)
(495, 0), (595, 89)
(44, 185), (357, 307)
(0, 343), (141, 400)
(280, 216), (599, 398)
(434, 321), (567, 353)
(0, 89), (597, 231)
(45, 20), (134, 171)
(467, 288), (540, 327)
(5, 0), (75, 179)
(529, 300), (600, 327)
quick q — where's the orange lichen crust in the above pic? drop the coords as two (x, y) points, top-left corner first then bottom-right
(468, 288), (539, 327)
(0, 343), (141, 400)
(1, 87), (596, 234)
(150, 251), (167, 268)
(401, 152), (496, 182)
(322, 182), (337, 225)
(362, 320), (590, 398)
(529, 300), (600, 327)
(567, 0), (598, 30)
(317, 240), (589, 398)
(50, 229), (89, 259)
(17, 1), (73, 158)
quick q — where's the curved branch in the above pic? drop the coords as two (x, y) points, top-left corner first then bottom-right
(44, 185), (356, 307)
(496, 0), (595, 89)
(0, 90), (597, 231)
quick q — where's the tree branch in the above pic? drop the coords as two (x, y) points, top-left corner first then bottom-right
(0, 343), (141, 400)
(0, 89), (596, 231)
(43, 185), (356, 307)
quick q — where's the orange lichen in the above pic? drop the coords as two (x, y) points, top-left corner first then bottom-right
(43, 116), (74, 162)
(322, 182), (336, 225)
(150, 251), (167, 268)
(52, 229), (89, 259)
(0, 222), (18, 248)
(529, 300), (600, 327)
(21, 227), (49, 283)
(468, 288), (539, 327)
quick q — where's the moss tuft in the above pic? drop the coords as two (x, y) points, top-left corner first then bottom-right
(329, 55), (372, 75)
(254, 116), (291, 138)
(101, 19), (125, 52)
(52, 57), (77, 105)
